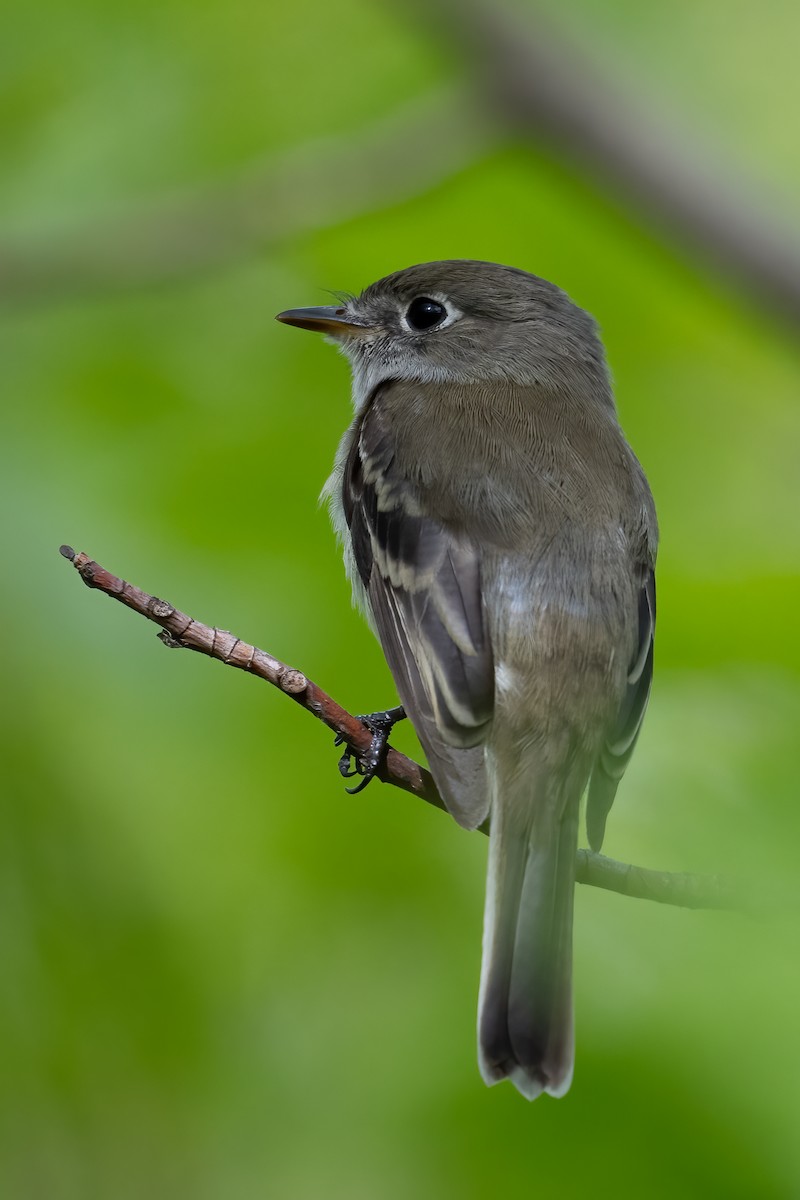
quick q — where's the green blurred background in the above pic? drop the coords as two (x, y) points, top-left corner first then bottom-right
(2, 0), (799, 1196)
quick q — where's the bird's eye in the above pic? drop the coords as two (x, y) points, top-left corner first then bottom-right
(405, 297), (447, 331)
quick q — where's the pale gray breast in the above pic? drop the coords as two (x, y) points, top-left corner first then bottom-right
(380, 379), (653, 557)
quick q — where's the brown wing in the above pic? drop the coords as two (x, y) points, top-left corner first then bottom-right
(343, 391), (494, 829)
(586, 569), (656, 851)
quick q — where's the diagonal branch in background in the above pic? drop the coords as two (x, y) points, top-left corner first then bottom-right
(419, 0), (800, 327)
(5, 11), (800, 329)
(58, 543), (739, 913)
(0, 91), (496, 307)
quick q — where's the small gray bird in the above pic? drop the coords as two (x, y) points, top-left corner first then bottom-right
(277, 260), (657, 1100)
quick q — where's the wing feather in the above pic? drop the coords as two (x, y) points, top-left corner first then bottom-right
(343, 394), (494, 828)
(586, 570), (656, 851)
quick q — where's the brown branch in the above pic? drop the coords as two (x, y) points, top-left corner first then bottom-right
(58, 544), (739, 912)
(57, 545), (441, 809)
(8, 9), (800, 331)
(422, 1), (800, 327)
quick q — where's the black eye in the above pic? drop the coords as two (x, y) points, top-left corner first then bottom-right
(405, 297), (447, 331)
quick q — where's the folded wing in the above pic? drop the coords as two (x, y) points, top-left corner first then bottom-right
(586, 569), (656, 851)
(342, 392), (494, 829)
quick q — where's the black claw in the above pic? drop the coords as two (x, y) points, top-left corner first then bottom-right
(337, 749), (360, 779)
(334, 733), (359, 779)
(344, 772), (373, 795)
(333, 706), (407, 794)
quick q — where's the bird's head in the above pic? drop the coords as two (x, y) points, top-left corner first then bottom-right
(277, 259), (608, 401)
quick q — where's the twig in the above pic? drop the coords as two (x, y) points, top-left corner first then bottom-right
(57, 545), (440, 807)
(424, 0), (800, 326)
(58, 544), (739, 912)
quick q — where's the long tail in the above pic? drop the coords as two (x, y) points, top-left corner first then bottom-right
(477, 759), (580, 1101)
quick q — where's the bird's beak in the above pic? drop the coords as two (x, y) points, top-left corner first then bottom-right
(275, 305), (366, 337)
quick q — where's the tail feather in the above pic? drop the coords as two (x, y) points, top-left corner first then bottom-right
(478, 770), (579, 1100)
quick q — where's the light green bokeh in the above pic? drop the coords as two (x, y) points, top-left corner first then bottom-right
(1, 1), (798, 1196)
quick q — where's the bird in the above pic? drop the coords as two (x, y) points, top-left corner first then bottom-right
(276, 260), (657, 1100)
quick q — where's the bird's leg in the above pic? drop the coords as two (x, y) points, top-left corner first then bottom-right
(334, 705), (407, 794)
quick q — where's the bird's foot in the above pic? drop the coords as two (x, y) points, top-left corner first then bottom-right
(334, 705), (407, 794)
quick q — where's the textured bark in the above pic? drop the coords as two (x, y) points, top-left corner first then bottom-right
(59, 544), (740, 912)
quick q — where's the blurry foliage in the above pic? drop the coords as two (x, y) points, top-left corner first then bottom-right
(1, 0), (799, 1197)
